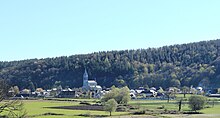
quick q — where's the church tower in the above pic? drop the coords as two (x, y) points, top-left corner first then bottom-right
(83, 68), (88, 89)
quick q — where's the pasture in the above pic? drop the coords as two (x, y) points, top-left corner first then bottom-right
(23, 99), (128, 118)
(1, 94), (220, 118)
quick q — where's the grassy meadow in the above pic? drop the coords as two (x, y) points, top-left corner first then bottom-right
(23, 100), (128, 118)
(1, 94), (220, 118)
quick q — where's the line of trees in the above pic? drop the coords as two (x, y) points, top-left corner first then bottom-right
(0, 39), (220, 89)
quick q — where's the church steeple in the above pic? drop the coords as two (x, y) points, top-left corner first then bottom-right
(83, 68), (88, 79)
(82, 68), (102, 92)
(83, 68), (88, 89)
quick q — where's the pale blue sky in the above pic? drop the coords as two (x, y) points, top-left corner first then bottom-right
(0, 0), (220, 61)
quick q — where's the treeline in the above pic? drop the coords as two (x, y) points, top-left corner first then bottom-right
(1, 39), (220, 90)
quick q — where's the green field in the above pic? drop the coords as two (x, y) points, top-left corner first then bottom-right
(1, 95), (220, 118)
(22, 100), (128, 118)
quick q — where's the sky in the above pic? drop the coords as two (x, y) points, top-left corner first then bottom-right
(0, 0), (220, 61)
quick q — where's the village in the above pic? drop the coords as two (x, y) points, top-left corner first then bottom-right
(2, 1), (220, 117)
(10, 69), (220, 100)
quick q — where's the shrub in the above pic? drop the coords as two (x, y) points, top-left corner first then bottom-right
(117, 105), (128, 112)
(133, 109), (146, 115)
(188, 95), (206, 112)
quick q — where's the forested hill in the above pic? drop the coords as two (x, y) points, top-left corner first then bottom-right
(1, 39), (220, 90)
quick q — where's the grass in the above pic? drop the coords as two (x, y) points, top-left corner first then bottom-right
(1, 94), (220, 118)
(22, 100), (128, 118)
(200, 101), (220, 114)
(129, 99), (190, 112)
(129, 94), (220, 114)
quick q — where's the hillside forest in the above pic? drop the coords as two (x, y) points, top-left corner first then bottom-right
(1, 39), (220, 90)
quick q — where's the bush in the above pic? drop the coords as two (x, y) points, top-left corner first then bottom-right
(117, 105), (128, 112)
(79, 101), (91, 105)
(188, 95), (206, 112)
(132, 109), (146, 115)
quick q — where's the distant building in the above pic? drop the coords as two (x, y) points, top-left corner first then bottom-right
(82, 69), (102, 92)
(57, 88), (75, 98)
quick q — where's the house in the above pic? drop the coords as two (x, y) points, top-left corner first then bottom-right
(196, 87), (204, 95)
(12, 89), (31, 99)
(21, 89), (31, 94)
(141, 90), (157, 97)
(135, 87), (145, 94)
(57, 88), (75, 98)
(130, 93), (136, 99)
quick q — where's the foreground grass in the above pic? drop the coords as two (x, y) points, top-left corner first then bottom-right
(1, 95), (219, 118)
(23, 100), (128, 118)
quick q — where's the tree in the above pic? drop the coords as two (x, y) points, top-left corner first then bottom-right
(190, 87), (197, 95)
(1, 39), (220, 89)
(8, 86), (20, 97)
(165, 91), (173, 103)
(28, 81), (35, 92)
(101, 86), (119, 103)
(0, 79), (9, 101)
(188, 95), (206, 112)
(0, 79), (27, 117)
(13, 86), (20, 95)
(104, 99), (118, 116)
(181, 86), (189, 98)
(170, 79), (181, 88)
(178, 99), (183, 111)
(117, 86), (131, 104)
(157, 87), (164, 94)
(0, 100), (27, 118)
(165, 87), (177, 103)
(114, 78), (126, 87)
(101, 86), (131, 104)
